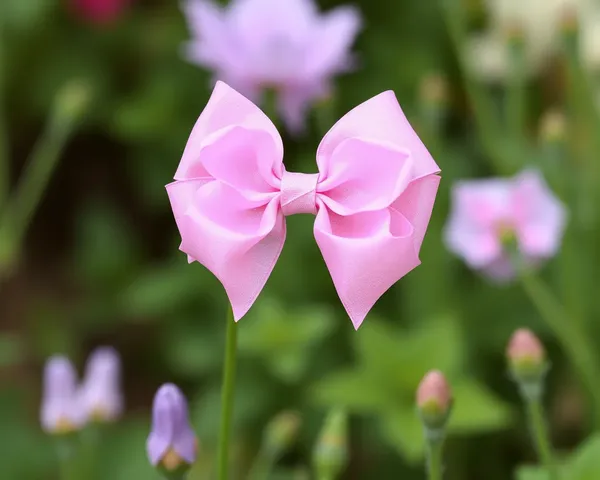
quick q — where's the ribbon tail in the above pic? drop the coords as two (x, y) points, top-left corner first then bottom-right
(313, 206), (420, 329)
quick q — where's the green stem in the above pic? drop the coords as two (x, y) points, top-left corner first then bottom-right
(519, 269), (600, 430)
(248, 448), (274, 480)
(439, 0), (507, 174)
(426, 438), (444, 480)
(0, 111), (74, 277)
(56, 440), (79, 480)
(0, 15), (8, 211)
(506, 40), (526, 170)
(525, 398), (558, 480)
(217, 305), (238, 480)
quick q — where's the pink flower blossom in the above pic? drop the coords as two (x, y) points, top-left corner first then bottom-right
(181, 0), (361, 133)
(444, 169), (566, 280)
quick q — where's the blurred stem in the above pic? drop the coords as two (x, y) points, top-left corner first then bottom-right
(439, 0), (507, 174)
(0, 81), (88, 278)
(55, 439), (79, 480)
(519, 267), (600, 430)
(217, 305), (238, 480)
(0, 15), (8, 212)
(426, 437), (444, 480)
(524, 397), (558, 480)
(506, 39), (526, 169)
(562, 30), (600, 227)
(248, 447), (275, 480)
(82, 424), (101, 480)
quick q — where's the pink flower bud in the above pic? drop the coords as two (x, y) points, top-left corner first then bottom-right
(416, 370), (452, 413)
(507, 328), (545, 364)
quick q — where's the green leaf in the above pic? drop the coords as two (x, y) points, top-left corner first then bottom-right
(379, 407), (426, 463)
(163, 323), (222, 377)
(354, 315), (463, 391)
(73, 201), (140, 288)
(96, 418), (156, 480)
(392, 314), (464, 388)
(449, 380), (512, 434)
(119, 259), (205, 320)
(515, 466), (552, 480)
(238, 297), (335, 382)
(569, 433), (600, 480)
(311, 369), (393, 413)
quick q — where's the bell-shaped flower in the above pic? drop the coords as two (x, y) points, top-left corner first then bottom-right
(79, 347), (123, 423)
(40, 356), (84, 434)
(146, 384), (198, 474)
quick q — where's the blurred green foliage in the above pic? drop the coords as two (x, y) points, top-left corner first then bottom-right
(2, 0), (600, 479)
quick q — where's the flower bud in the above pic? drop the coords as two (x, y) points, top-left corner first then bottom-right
(539, 110), (566, 145)
(507, 328), (547, 382)
(263, 411), (301, 457)
(416, 370), (452, 430)
(40, 356), (84, 435)
(53, 79), (91, 125)
(313, 409), (348, 479)
(79, 347), (123, 423)
(419, 73), (449, 108)
(146, 384), (198, 478)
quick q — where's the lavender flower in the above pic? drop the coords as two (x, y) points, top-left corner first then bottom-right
(79, 347), (123, 423)
(147, 384), (197, 474)
(181, 0), (362, 133)
(40, 356), (84, 434)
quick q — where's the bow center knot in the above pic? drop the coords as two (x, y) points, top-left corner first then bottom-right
(280, 171), (319, 216)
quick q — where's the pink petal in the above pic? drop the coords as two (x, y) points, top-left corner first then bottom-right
(277, 83), (327, 134)
(166, 180), (284, 320)
(444, 182), (504, 268)
(452, 178), (513, 228)
(317, 91), (440, 183)
(314, 206), (420, 329)
(304, 6), (362, 79)
(182, 0), (235, 68)
(317, 138), (414, 215)
(175, 81), (283, 181)
(512, 170), (567, 259)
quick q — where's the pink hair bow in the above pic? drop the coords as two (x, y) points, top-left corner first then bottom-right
(167, 81), (441, 329)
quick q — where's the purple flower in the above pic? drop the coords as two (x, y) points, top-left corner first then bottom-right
(444, 169), (566, 281)
(40, 356), (84, 434)
(146, 384), (197, 471)
(79, 347), (123, 423)
(181, 0), (362, 133)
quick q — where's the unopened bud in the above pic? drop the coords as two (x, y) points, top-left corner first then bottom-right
(263, 411), (301, 457)
(40, 356), (85, 435)
(417, 370), (452, 430)
(560, 7), (579, 38)
(419, 73), (449, 107)
(146, 384), (198, 479)
(313, 409), (348, 479)
(504, 23), (525, 48)
(539, 110), (566, 144)
(507, 329), (547, 382)
(79, 346), (123, 424)
(53, 79), (92, 124)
